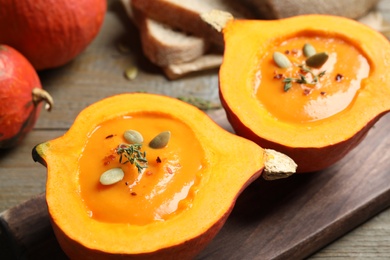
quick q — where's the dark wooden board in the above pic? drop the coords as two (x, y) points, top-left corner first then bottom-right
(1, 0), (390, 259)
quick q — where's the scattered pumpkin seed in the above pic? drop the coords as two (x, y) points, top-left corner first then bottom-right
(305, 52), (329, 68)
(303, 43), (316, 57)
(100, 168), (124, 185)
(125, 66), (138, 80)
(149, 131), (171, 149)
(273, 51), (292, 68)
(124, 130), (143, 144)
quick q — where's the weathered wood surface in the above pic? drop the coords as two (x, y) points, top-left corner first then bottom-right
(1, 0), (390, 259)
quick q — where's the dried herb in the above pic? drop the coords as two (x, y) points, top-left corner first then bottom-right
(274, 43), (330, 92)
(116, 143), (148, 173)
(282, 65), (326, 92)
(177, 96), (221, 110)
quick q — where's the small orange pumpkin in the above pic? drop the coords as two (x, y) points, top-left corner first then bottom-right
(0, 0), (106, 70)
(217, 14), (390, 172)
(0, 45), (53, 149)
(32, 93), (296, 259)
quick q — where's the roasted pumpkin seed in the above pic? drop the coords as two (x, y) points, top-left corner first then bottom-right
(273, 51), (292, 68)
(303, 43), (316, 57)
(149, 131), (171, 149)
(124, 130), (143, 144)
(124, 66), (138, 80)
(100, 168), (124, 185)
(305, 52), (329, 68)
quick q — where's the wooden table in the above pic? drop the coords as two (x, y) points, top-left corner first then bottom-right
(1, 0), (390, 259)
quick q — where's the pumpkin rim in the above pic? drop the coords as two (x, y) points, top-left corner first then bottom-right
(37, 93), (265, 254)
(219, 14), (390, 148)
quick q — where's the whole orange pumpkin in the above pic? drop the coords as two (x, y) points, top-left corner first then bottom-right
(0, 0), (106, 70)
(0, 45), (53, 149)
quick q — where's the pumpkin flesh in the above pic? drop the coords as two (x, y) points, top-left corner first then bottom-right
(219, 15), (390, 172)
(34, 93), (266, 258)
(79, 113), (204, 225)
(256, 35), (370, 124)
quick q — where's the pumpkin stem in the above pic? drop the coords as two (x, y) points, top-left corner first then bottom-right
(262, 149), (297, 180)
(200, 10), (233, 32)
(32, 88), (54, 112)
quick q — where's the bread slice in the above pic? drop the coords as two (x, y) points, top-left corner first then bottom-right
(121, 0), (209, 66)
(131, 0), (253, 48)
(163, 54), (223, 80)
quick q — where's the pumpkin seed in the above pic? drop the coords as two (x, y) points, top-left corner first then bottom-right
(124, 66), (138, 80)
(149, 131), (171, 149)
(100, 168), (124, 185)
(124, 130), (143, 144)
(303, 43), (316, 57)
(273, 51), (292, 68)
(305, 52), (329, 68)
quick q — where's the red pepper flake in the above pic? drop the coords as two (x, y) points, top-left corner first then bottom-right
(274, 73), (283, 80)
(303, 88), (312, 95)
(335, 73), (343, 82)
(156, 156), (162, 163)
(320, 91), (327, 95)
(291, 49), (299, 55)
(131, 192), (137, 196)
(125, 182), (129, 186)
(284, 50), (290, 55)
(299, 68), (307, 74)
(118, 143), (127, 149)
(145, 170), (153, 176)
(105, 134), (114, 139)
(103, 154), (116, 166)
(166, 167), (173, 174)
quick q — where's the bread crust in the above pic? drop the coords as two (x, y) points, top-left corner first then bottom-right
(131, 0), (253, 48)
(122, 0), (209, 66)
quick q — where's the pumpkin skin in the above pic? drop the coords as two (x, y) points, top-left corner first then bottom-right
(0, 45), (53, 149)
(0, 0), (106, 70)
(32, 93), (295, 259)
(219, 15), (390, 173)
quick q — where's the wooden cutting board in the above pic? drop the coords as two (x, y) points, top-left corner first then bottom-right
(1, 109), (390, 260)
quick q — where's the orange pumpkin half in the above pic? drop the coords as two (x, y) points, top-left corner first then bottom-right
(217, 14), (390, 173)
(32, 93), (296, 259)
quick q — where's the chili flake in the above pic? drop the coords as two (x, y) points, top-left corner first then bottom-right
(335, 73), (343, 82)
(274, 73), (283, 80)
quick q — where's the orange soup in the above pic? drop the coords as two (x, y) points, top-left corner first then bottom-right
(255, 36), (370, 124)
(78, 113), (204, 225)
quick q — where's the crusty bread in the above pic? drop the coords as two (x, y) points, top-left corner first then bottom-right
(242, 0), (379, 19)
(131, 0), (253, 48)
(121, 0), (209, 66)
(163, 54), (223, 80)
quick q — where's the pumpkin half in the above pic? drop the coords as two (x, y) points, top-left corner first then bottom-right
(217, 14), (390, 173)
(32, 93), (295, 259)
